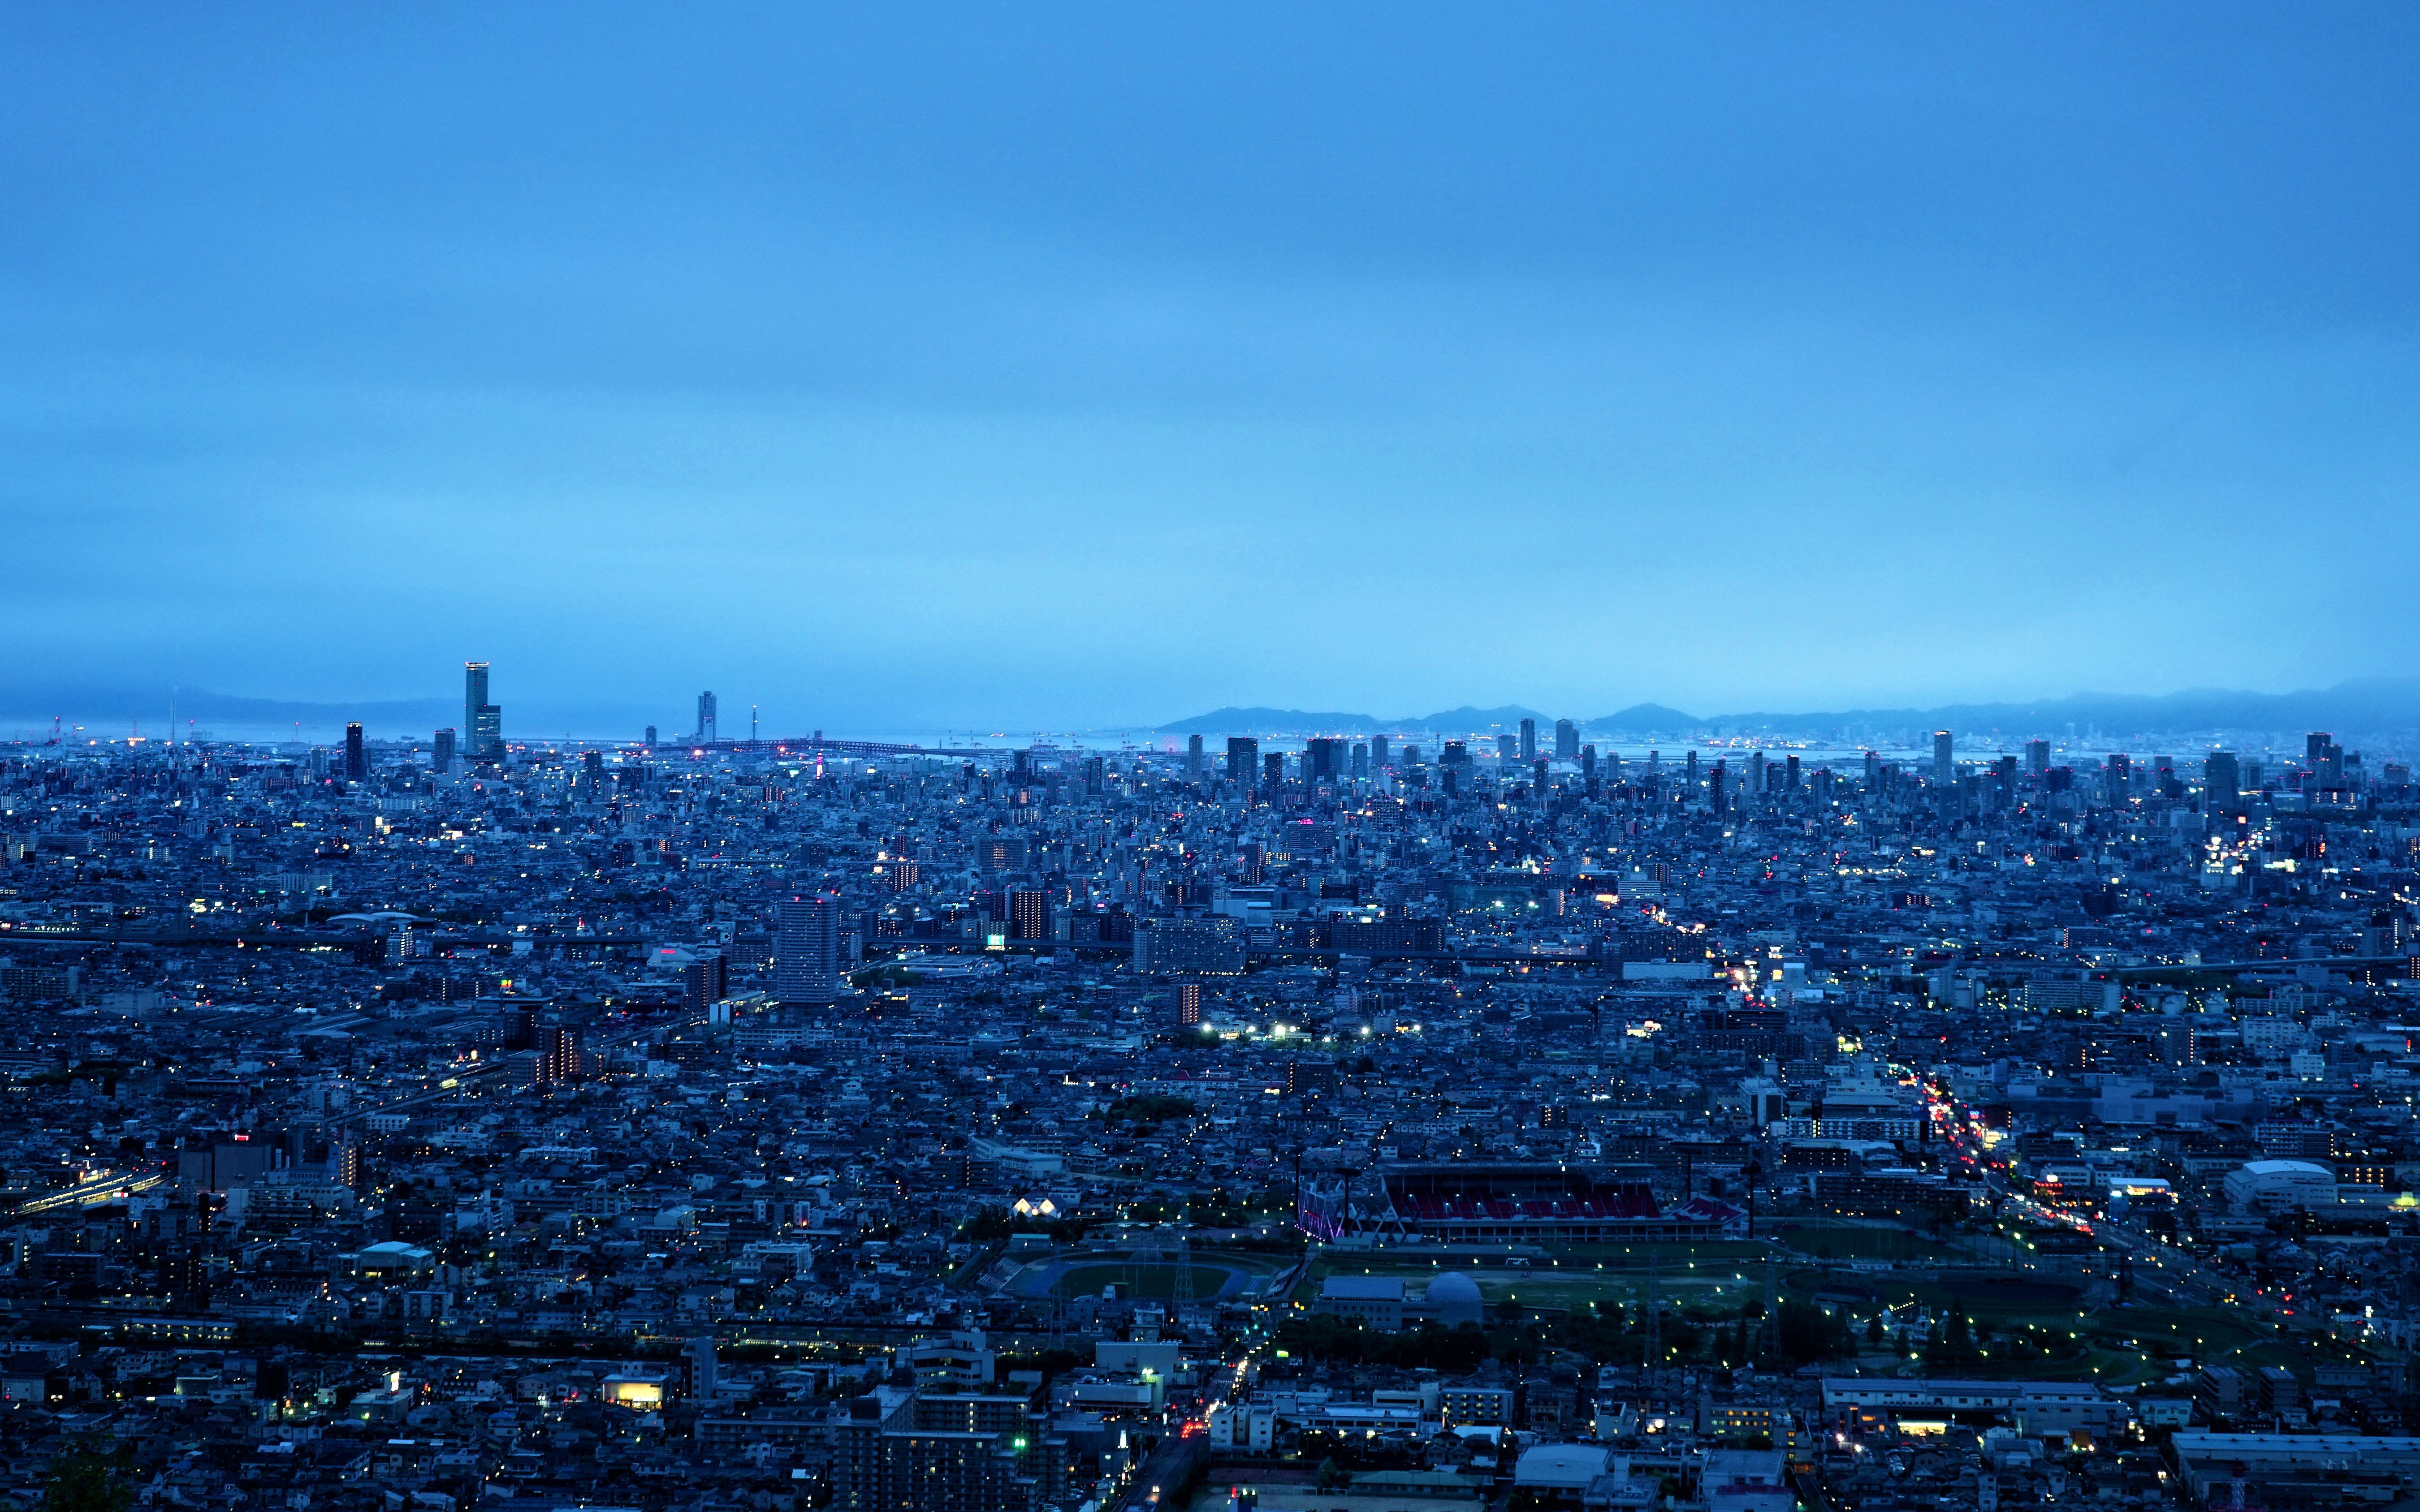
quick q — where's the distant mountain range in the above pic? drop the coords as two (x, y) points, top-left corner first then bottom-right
(1157, 679), (2420, 740)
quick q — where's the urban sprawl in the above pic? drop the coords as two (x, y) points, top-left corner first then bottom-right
(9, 668), (2420, 1512)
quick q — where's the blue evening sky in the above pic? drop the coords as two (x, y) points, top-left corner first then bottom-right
(4, 5), (2416, 733)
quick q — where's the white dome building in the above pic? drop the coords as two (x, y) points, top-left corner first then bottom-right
(1421, 1271), (1485, 1328)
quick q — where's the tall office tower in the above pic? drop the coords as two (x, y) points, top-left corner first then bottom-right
(1186, 733), (1203, 776)
(1008, 888), (1050, 942)
(1497, 733), (1518, 761)
(1306, 737), (1342, 781)
(697, 691), (718, 743)
(2202, 751), (2239, 812)
(2026, 739), (2050, 775)
(683, 952), (729, 1015)
(1533, 758), (1548, 795)
(1083, 756), (1106, 795)
(1350, 742), (1369, 779)
(1747, 751), (1766, 795)
(1709, 759), (1727, 814)
(432, 728), (456, 773)
(1371, 734), (1390, 770)
(1684, 750), (1699, 790)
(1262, 752), (1284, 790)
(1401, 744), (1420, 768)
(1554, 719), (1578, 759)
(1932, 730), (1954, 786)
(1863, 749), (1880, 785)
(1579, 745), (1596, 778)
(1225, 737), (1258, 787)
(644, 725), (657, 748)
(773, 895), (840, 1006)
(1519, 719), (1537, 761)
(464, 662), (488, 745)
(344, 723), (367, 781)
(1785, 754), (1801, 791)
(2307, 731), (2333, 768)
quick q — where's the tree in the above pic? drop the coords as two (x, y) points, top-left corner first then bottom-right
(1867, 1313), (1886, 1347)
(1313, 1459), (1352, 1493)
(43, 1439), (134, 1512)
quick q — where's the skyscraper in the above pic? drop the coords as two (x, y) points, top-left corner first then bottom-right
(464, 662), (487, 742)
(1519, 719), (1537, 762)
(1932, 730), (1954, 786)
(1554, 719), (1578, 759)
(344, 723), (366, 781)
(1225, 737), (1258, 787)
(1186, 734), (1203, 776)
(465, 662), (502, 761)
(432, 728), (455, 774)
(1262, 751), (1284, 791)
(1370, 734), (1390, 771)
(774, 895), (840, 1006)
(2025, 739), (2050, 775)
(697, 691), (718, 744)
(1305, 738), (1342, 782)
(2206, 750), (2241, 813)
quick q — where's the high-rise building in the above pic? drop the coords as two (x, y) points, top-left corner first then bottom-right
(1709, 759), (1727, 814)
(1579, 744), (1596, 778)
(2206, 751), (2242, 814)
(471, 703), (502, 762)
(683, 952), (729, 1015)
(1496, 733), (1518, 761)
(533, 1024), (584, 1087)
(1225, 737), (1258, 787)
(2026, 739), (2050, 775)
(1177, 982), (1202, 1026)
(1305, 738), (1343, 782)
(1008, 889), (1050, 942)
(1262, 752), (1284, 791)
(1186, 733), (1203, 776)
(1350, 742), (1369, 779)
(343, 723), (366, 781)
(1371, 734), (1390, 770)
(1519, 719), (1537, 762)
(644, 725), (657, 748)
(1554, 719), (1578, 759)
(1932, 730), (1954, 786)
(774, 895), (840, 1006)
(464, 662), (488, 744)
(432, 728), (456, 773)
(697, 691), (718, 744)
(464, 662), (503, 761)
